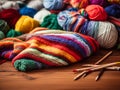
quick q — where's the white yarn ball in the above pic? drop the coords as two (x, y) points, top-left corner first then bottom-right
(1, 1), (20, 10)
(97, 21), (118, 49)
(34, 8), (51, 24)
(27, 0), (43, 10)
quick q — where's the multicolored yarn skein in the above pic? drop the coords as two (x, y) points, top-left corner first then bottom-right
(57, 10), (118, 48)
(8, 29), (99, 71)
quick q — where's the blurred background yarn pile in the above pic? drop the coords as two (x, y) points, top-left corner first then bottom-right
(0, 0), (120, 49)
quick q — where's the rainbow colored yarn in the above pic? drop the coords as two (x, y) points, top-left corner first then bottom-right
(1, 30), (98, 71)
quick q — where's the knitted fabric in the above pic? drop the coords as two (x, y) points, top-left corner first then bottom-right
(0, 9), (21, 28)
(85, 5), (108, 21)
(40, 14), (63, 30)
(105, 4), (120, 18)
(19, 7), (38, 17)
(15, 15), (39, 33)
(70, 0), (89, 9)
(0, 29), (99, 71)
(6, 29), (22, 37)
(0, 19), (10, 34)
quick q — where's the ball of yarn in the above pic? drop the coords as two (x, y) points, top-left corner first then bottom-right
(6, 29), (22, 37)
(40, 14), (63, 29)
(0, 9), (21, 28)
(105, 4), (120, 18)
(43, 0), (65, 10)
(0, 19), (10, 34)
(14, 59), (43, 72)
(15, 15), (39, 33)
(85, 5), (108, 21)
(1, 1), (20, 10)
(34, 8), (51, 24)
(19, 7), (37, 17)
(27, 0), (43, 10)
(0, 31), (5, 40)
(70, 0), (89, 9)
(81, 21), (118, 48)
(12, 30), (99, 71)
(89, 0), (108, 7)
(57, 10), (87, 31)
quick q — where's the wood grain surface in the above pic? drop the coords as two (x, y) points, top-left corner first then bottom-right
(0, 49), (120, 90)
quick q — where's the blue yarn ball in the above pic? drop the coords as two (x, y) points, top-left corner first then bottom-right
(105, 4), (120, 18)
(43, 0), (64, 10)
(19, 7), (37, 17)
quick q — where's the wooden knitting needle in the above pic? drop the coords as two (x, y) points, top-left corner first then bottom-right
(82, 51), (113, 77)
(74, 62), (120, 80)
(73, 66), (120, 72)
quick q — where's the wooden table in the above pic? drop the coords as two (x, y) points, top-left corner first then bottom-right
(0, 49), (120, 90)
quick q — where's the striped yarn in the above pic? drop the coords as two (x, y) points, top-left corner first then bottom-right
(8, 30), (99, 71)
(57, 10), (87, 32)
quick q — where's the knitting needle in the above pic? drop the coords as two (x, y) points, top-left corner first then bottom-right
(95, 68), (105, 81)
(74, 62), (120, 80)
(82, 51), (113, 77)
(73, 66), (120, 72)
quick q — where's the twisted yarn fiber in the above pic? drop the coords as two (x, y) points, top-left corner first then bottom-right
(11, 30), (99, 71)
(81, 21), (118, 48)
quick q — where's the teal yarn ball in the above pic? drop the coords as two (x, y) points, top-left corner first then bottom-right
(6, 29), (22, 37)
(14, 59), (43, 72)
(0, 19), (10, 34)
(0, 31), (5, 39)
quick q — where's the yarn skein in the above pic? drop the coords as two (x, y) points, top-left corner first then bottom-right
(105, 4), (120, 18)
(34, 8), (51, 24)
(15, 15), (39, 33)
(81, 21), (118, 48)
(85, 5), (108, 21)
(43, 0), (65, 10)
(0, 9), (21, 28)
(27, 0), (43, 10)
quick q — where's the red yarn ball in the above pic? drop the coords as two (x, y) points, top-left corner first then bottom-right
(85, 5), (108, 21)
(0, 9), (21, 28)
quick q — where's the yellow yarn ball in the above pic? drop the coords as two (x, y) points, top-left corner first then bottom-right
(15, 15), (39, 33)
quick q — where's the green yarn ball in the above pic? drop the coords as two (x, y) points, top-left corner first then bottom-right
(14, 59), (42, 72)
(6, 29), (22, 37)
(0, 19), (10, 34)
(0, 31), (5, 39)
